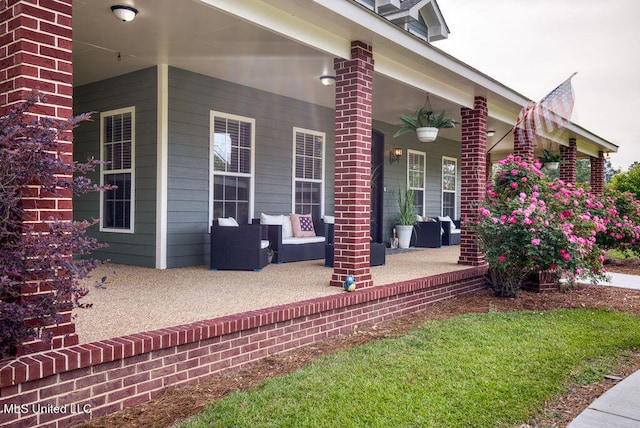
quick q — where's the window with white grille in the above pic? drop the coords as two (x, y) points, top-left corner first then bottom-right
(442, 156), (457, 219)
(210, 112), (254, 224)
(100, 107), (135, 232)
(292, 128), (325, 220)
(407, 150), (426, 215)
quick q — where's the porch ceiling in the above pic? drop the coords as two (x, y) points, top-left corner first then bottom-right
(72, 0), (614, 159)
(72, 0), (493, 133)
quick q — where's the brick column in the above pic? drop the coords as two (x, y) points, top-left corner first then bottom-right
(485, 152), (493, 183)
(513, 128), (534, 163)
(559, 138), (577, 184)
(330, 41), (374, 289)
(0, 0), (77, 352)
(458, 97), (487, 266)
(590, 151), (605, 196)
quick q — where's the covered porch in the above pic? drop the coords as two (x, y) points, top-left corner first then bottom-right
(75, 246), (466, 344)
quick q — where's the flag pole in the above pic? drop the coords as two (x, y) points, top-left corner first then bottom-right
(486, 127), (514, 153)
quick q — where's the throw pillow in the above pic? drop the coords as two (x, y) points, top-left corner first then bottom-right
(218, 217), (239, 227)
(290, 213), (316, 237)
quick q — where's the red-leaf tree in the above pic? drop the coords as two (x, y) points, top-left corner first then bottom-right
(1, 92), (107, 359)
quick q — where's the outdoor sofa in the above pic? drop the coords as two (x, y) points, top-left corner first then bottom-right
(438, 216), (461, 246)
(253, 213), (328, 263)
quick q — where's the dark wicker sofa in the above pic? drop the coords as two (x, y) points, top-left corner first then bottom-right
(252, 217), (328, 263)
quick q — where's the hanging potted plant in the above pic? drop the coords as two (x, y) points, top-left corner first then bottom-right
(394, 188), (417, 249)
(538, 149), (561, 171)
(393, 108), (457, 143)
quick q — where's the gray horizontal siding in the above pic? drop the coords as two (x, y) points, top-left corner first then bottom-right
(73, 67), (158, 268)
(373, 120), (461, 244)
(166, 67), (335, 268)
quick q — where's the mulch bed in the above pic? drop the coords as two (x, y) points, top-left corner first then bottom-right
(76, 259), (640, 428)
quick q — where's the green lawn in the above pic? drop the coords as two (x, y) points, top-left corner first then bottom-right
(185, 309), (640, 428)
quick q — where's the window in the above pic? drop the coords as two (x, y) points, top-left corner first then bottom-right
(442, 156), (457, 219)
(100, 107), (135, 232)
(210, 112), (255, 224)
(292, 128), (325, 220)
(407, 150), (426, 215)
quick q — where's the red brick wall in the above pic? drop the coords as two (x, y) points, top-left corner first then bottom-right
(0, 0), (76, 353)
(591, 151), (605, 195)
(459, 96), (487, 266)
(560, 138), (576, 184)
(331, 41), (374, 288)
(0, 268), (487, 427)
(513, 127), (534, 162)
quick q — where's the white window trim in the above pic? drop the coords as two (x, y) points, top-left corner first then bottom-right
(441, 156), (458, 219)
(407, 149), (426, 216)
(291, 127), (325, 217)
(99, 106), (135, 233)
(209, 111), (256, 225)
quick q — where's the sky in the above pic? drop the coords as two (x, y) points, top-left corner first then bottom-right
(434, 0), (640, 171)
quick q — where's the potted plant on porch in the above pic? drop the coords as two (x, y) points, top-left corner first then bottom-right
(538, 149), (561, 171)
(394, 188), (417, 249)
(393, 108), (457, 143)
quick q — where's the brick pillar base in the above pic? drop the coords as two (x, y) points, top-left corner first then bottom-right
(523, 272), (558, 293)
(1, 0), (76, 354)
(330, 41), (374, 289)
(458, 97), (487, 266)
(590, 151), (605, 196)
(560, 138), (577, 184)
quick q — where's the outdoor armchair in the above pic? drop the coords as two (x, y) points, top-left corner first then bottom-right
(210, 220), (269, 271)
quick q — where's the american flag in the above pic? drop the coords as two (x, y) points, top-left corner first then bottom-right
(513, 73), (576, 142)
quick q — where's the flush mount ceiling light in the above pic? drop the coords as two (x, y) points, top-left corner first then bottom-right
(486, 130), (496, 137)
(319, 75), (336, 86)
(111, 5), (138, 22)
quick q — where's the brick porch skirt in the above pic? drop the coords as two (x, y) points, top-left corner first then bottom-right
(0, 267), (487, 427)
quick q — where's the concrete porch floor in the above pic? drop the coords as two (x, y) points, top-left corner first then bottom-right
(74, 246), (465, 344)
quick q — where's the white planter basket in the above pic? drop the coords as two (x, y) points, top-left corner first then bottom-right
(416, 127), (438, 143)
(544, 162), (560, 171)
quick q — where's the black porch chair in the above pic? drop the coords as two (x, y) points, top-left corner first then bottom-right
(210, 221), (269, 271)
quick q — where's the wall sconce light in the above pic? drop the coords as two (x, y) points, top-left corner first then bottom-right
(319, 75), (336, 86)
(605, 152), (611, 161)
(390, 147), (403, 164)
(111, 5), (138, 22)
(486, 130), (496, 137)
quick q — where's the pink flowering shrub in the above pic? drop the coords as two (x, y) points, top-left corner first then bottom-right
(588, 189), (640, 255)
(472, 155), (609, 297)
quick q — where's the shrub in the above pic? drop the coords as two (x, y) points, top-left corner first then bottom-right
(0, 92), (107, 358)
(472, 155), (608, 297)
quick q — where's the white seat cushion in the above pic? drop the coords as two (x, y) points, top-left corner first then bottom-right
(260, 213), (293, 239)
(282, 236), (325, 245)
(218, 217), (239, 227)
(260, 213), (283, 225)
(437, 216), (458, 233)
